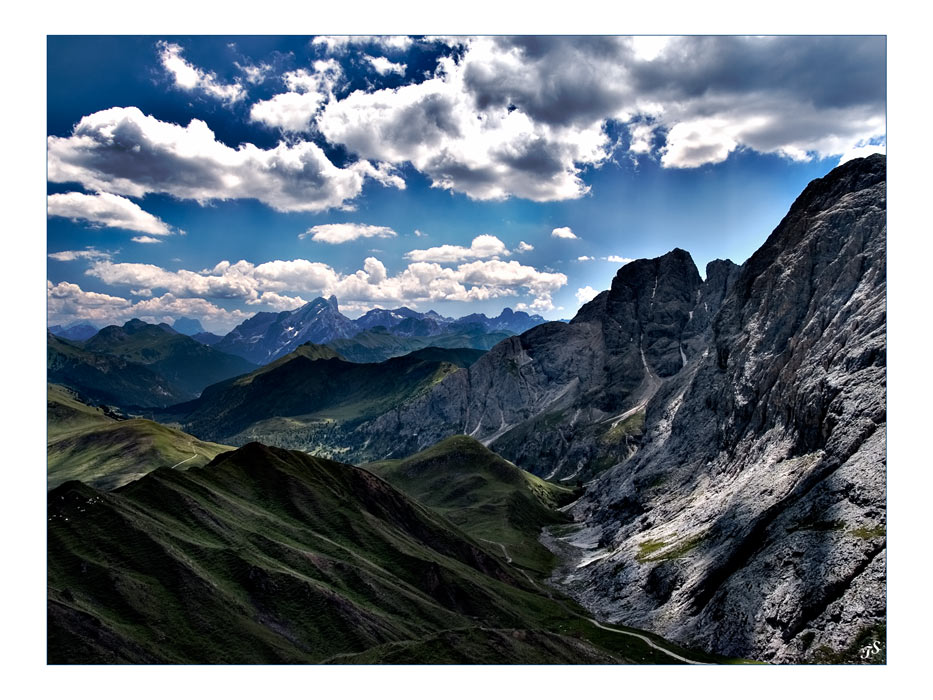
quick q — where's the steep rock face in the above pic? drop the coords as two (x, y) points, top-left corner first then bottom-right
(214, 296), (357, 365)
(555, 155), (886, 663)
(354, 249), (735, 480)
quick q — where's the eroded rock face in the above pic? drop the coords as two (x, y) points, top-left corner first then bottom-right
(555, 154), (886, 663)
(354, 249), (736, 481)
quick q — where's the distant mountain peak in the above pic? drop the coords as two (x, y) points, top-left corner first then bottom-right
(172, 317), (206, 335)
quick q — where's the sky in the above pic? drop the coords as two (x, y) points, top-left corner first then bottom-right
(46, 35), (886, 333)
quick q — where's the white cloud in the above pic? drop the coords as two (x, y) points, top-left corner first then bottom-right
(157, 41), (245, 104)
(312, 35), (884, 191)
(414, 229), (427, 237)
(405, 234), (508, 263)
(132, 236), (163, 244)
(551, 226), (578, 239)
(575, 285), (599, 304)
(47, 192), (173, 236)
(81, 252), (567, 314)
(47, 280), (251, 334)
(249, 60), (343, 132)
(48, 247), (112, 262)
(312, 36), (413, 54)
(235, 61), (273, 85)
(516, 241), (533, 253)
(577, 255), (593, 261)
(628, 123), (655, 155)
(48, 107), (397, 213)
(317, 38), (610, 202)
(365, 55), (406, 76)
(629, 36), (674, 62)
(300, 223), (398, 244)
(605, 255), (634, 265)
(837, 141), (886, 165)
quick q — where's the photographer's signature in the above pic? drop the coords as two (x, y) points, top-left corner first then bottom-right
(860, 640), (882, 660)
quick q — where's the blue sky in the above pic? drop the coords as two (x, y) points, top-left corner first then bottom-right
(47, 35), (885, 332)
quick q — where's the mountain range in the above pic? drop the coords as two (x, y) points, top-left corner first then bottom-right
(348, 153), (888, 663)
(49, 320), (256, 409)
(211, 297), (545, 365)
(45, 155), (886, 665)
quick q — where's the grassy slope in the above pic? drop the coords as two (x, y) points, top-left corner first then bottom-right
(82, 321), (255, 398)
(47, 442), (724, 664)
(366, 435), (577, 575)
(172, 347), (484, 442)
(48, 384), (230, 491)
(48, 334), (187, 408)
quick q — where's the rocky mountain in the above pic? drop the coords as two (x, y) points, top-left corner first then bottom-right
(82, 319), (256, 399)
(553, 153), (886, 664)
(451, 307), (546, 334)
(343, 155), (886, 663)
(211, 297), (547, 366)
(47, 441), (712, 664)
(350, 249), (739, 481)
(171, 317), (206, 335)
(212, 295), (358, 365)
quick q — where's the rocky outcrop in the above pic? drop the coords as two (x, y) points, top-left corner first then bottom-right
(554, 154), (886, 663)
(354, 249), (738, 481)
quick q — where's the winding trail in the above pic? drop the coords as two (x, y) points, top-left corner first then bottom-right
(477, 537), (710, 665)
(586, 618), (709, 665)
(170, 444), (198, 469)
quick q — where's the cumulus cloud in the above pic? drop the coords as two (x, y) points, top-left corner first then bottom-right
(577, 255), (593, 261)
(310, 35), (885, 198)
(158, 41), (245, 103)
(48, 247), (112, 262)
(250, 60), (344, 132)
(365, 55), (406, 76)
(405, 234), (509, 263)
(82, 253), (567, 314)
(551, 226), (578, 239)
(575, 285), (599, 304)
(516, 241), (533, 253)
(48, 280), (250, 333)
(605, 255), (634, 264)
(47, 192), (173, 236)
(312, 36), (414, 54)
(317, 39), (610, 202)
(132, 236), (163, 244)
(300, 223), (398, 244)
(47, 107), (399, 213)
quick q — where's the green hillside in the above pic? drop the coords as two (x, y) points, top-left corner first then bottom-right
(47, 442), (721, 664)
(48, 384), (230, 491)
(169, 346), (484, 445)
(366, 435), (577, 575)
(48, 333), (188, 408)
(326, 328), (512, 363)
(82, 319), (256, 398)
